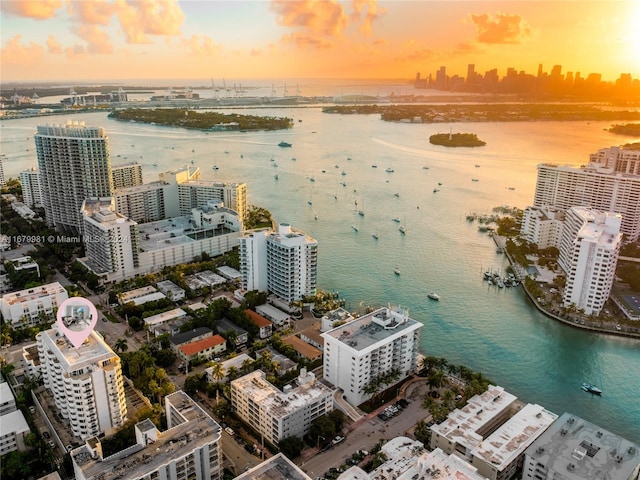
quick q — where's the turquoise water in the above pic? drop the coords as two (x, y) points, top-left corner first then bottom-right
(2, 108), (639, 442)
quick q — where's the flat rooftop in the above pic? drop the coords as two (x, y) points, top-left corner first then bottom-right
(1, 282), (66, 304)
(322, 306), (421, 351)
(524, 412), (640, 480)
(232, 370), (333, 419)
(137, 215), (236, 252)
(472, 403), (558, 470)
(72, 392), (221, 480)
(40, 326), (117, 370)
(144, 308), (187, 327)
(234, 453), (311, 480)
(430, 385), (517, 449)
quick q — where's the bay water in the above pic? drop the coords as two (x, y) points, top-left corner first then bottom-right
(2, 103), (639, 441)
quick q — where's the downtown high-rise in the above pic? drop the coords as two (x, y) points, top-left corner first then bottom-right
(35, 122), (114, 234)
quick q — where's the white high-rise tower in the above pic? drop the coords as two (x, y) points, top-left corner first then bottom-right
(35, 122), (114, 234)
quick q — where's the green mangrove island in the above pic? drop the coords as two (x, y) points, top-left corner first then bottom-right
(430, 133), (486, 147)
(322, 103), (640, 123)
(607, 123), (640, 136)
(109, 108), (293, 131)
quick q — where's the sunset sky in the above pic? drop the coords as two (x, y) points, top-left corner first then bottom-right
(1, 0), (639, 84)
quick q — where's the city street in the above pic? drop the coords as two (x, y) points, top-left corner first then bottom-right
(298, 380), (432, 479)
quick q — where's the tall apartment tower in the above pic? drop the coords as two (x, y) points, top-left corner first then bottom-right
(0, 153), (5, 188)
(240, 223), (317, 302)
(178, 180), (248, 224)
(27, 324), (127, 440)
(19, 168), (43, 208)
(82, 198), (140, 277)
(240, 229), (269, 292)
(35, 122), (114, 234)
(111, 161), (143, 188)
(267, 223), (317, 302)
(321, 306), (422, 406)
(559, 207), (622, 315)
(533, 162), (640, 242)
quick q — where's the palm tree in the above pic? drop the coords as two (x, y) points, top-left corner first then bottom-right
(114, 338), (128, 353)
(209, 361), (224, 383)
(427, 369), (446, 392)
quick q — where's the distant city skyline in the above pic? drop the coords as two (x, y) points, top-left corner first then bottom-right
(1, 1), (639, 83)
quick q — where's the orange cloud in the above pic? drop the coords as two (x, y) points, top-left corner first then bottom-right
(68, 0), (116, 25)
(282, 32), (334, 49)
(115, 0), (184, 44)
(470, 12), (533, 44)
(47, 35), (63, 54)
(0, 0), (62, 19)
(0, 35), (45, 65)
(180, 35), (221, 56)
(352, 0), (385, 37)
(271, 0), (348, 36)
(70, 25), (114, 54)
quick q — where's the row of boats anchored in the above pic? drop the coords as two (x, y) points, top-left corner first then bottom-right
(483, 270), (520, 288)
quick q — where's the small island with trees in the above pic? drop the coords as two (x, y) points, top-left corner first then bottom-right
(607, 123), (640, 136)
(429, 132), (486, 147)
(109, 108), (293, 131)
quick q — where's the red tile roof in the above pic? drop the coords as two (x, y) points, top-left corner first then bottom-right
(245, 309), (272, 328)
(178, 334), (226, 356)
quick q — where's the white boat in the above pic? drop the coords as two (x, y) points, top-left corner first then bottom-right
(399, 225), (407, 234)
(352, 225), (359, 232)
(358, 210), (365, 217)
(394, 193), (400, 198)
(386, 167), (394, 173)
(581, 383), (602, 395)
(422, 165), (430, 170)
(392, 217), (401, 223)
(372, 233), (379, 240)
(427, 292), (440, 301)
(212, 165), (219, 170)
(394, 267), (401, 275)
(274, 174), (279, 180)
(341, 171), (347, 176)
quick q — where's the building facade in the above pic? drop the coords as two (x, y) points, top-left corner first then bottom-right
(321, 306), (422, 406)
(520, 206), (565, 249)
(26, 325), (127, 440)
(230, 369), (334, 445)
(0, 281), (68, 328)
(533, 161), (640, 242)
(19, 167), (43, 208)
(72, 391), (222, 480)
(240, 224), (318, 302)
(178, 180), (248, 224)
(267, 224), (317, 302)
(35, 122), (114, 234)
(82, 198), (141, 278)
(239, 229), (269, 292)
(81, 199), (241, 282)
(111, 161), (143, 189)
(558, 207), (622, 315)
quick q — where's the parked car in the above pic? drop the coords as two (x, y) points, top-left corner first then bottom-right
(225, 427), (235, 436)
(42, 431), (50, 439)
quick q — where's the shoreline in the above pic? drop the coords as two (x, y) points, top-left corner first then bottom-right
(495, 235), (640, 340)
